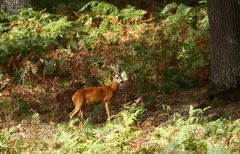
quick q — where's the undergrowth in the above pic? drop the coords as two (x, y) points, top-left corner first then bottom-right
(0, 103), (239, 153)
(0, 1), (208, 88)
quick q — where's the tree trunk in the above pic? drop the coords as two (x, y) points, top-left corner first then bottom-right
(0, 0), (35, 13)
(208, 0), (240, 89)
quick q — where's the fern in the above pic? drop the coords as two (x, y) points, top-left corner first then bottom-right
(205, 141), (230, 154)
(80, 1), (119, 16)
(0, 128), (14, 151)
(119, 5), (147, 24)
(42, 17), (72, 38)
(162, 3), (192, 26)
(121, 103), (145, 126)
(160, 2), (178, 15)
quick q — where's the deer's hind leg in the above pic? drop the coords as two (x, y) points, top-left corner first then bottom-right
(70, 98), (84, 119)
(78, 105), (86, 119)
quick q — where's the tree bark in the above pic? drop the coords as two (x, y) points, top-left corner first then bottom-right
(0, 0), (35, 13)
(208, 0), (240, 89)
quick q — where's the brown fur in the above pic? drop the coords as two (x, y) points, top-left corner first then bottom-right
(69, 78), (121, 120)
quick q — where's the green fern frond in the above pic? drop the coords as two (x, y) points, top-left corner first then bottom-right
(80, 1), (119, 16)
(119, 5), (146, 23)
(121, 104), (145, 126)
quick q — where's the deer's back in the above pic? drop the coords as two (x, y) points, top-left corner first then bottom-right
(72, 86), (114, 105)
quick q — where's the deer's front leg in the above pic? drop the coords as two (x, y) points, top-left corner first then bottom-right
(104, 102), (111, 121)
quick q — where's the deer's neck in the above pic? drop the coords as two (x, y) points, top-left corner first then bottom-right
(111, 81), (120, 93)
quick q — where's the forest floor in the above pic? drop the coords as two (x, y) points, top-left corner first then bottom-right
(1, 84), (240, 127)
(1, 80), (240, 153)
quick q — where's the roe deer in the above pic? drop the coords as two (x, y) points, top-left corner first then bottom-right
(69, 65), (124, 120)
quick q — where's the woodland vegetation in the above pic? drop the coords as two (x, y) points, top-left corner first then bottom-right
(0, 0), (240, 153)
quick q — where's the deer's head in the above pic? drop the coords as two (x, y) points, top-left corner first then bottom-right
(111, 64), (124, 84)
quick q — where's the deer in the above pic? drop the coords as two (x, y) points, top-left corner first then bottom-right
(69, 65), (124, 121)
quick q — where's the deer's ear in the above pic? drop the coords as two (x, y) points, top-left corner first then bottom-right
(121, 71), (128, 81)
